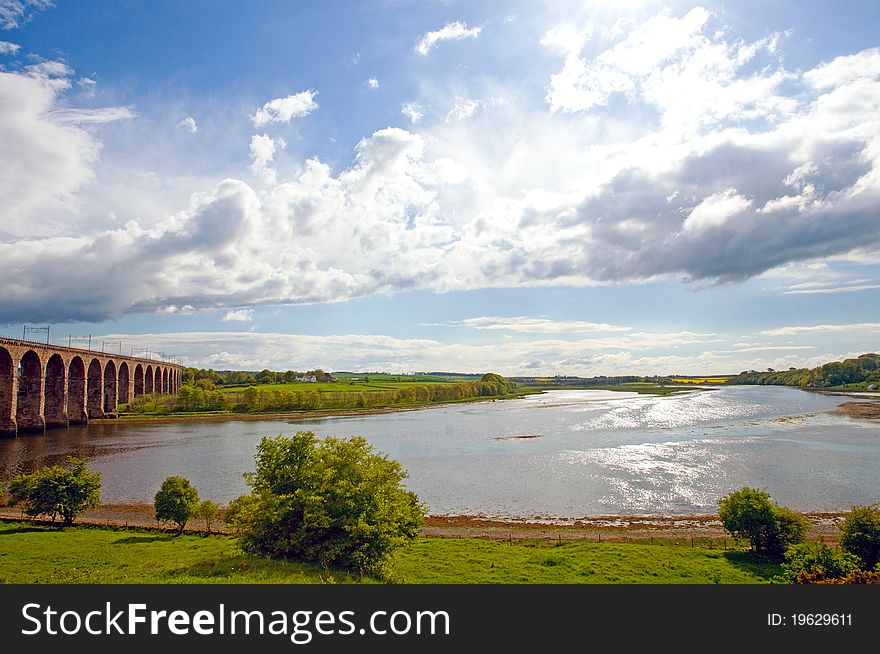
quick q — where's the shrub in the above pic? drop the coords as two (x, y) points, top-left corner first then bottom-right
(196, 499), (220, 534)
(154, 476), (200, 534)
(226, 432), (425, 576)
(6, 456), (100, 526)
(717, 487), (808, 555)
(778, 543), (861, 583)
(839, 505), (880, 570)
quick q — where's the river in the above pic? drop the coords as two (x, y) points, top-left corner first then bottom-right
(1, 386), (877, 517)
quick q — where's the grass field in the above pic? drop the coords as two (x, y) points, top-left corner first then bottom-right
(218, 379), (466, 395)
(0, 522), (781, 584)
(523, 382), (688, 396)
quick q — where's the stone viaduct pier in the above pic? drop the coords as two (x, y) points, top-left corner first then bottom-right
(0, 337), (183, 436)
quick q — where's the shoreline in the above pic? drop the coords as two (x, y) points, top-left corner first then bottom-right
(97, 393), (531, 427)
(0, 503), (846, 542)
(92, 386), (880, 428)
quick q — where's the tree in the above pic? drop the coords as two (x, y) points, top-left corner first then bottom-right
(195, 378), (216, 391)
(717, 487), (808, 555)
(226, 432), (425, 576)
(6, 457), (101, 527)
(481, 372), (512, 393)
(779, 543), (861, 583)
(197, 499), (220, 534)
(154, 476), (200, 534)
(839, 505), (880, 570)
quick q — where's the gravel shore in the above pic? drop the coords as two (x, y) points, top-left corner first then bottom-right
(0, 503), (846, 543)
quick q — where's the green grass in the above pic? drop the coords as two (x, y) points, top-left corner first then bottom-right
(0, 522), (351, 584)
(522, 383), (688, 396)
(0, 522), (781, 584)
(391, 538), (780, 584)
(219, 380), (465, 395)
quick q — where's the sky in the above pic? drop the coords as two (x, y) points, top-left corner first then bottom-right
(0, 0), (878, 376)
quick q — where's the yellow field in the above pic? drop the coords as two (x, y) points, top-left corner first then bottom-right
(671, 377), (729, 384)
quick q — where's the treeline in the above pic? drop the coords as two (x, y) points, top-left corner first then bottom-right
(729, 353), (880, 388)
(182, 367), (333, 387)
(127, 374), (516, 414)
(512, 375), (661, 386)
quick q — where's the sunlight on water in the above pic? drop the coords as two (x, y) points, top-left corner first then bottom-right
(0, 386), (876, 517)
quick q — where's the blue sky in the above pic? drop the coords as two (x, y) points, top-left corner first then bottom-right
(1, 0), (878, 375)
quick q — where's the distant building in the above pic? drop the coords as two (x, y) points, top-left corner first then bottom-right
(868, 384), (877, 391)
(295, 375), (317, 383)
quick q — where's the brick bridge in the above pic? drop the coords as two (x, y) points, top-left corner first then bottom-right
(0, 337), (183, 436)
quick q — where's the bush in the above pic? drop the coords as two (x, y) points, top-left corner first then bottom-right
(154, 476), (200, 534)
(778, 543), (861, 583)
(6, 456), (100, 526)
(839, 505), (880, 570)
(226, 432), (425, 576)
(196, 499), (220, 534)
(717, 487), (808, 555)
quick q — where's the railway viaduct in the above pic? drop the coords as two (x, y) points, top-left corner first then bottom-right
(0, 337), (183, 436)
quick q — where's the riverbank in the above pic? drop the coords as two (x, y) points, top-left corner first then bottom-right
(0, 503), (846, 543)
(104, 391), (535, 426)
(0, 520), (783, 584)
(104, 382), (691, 426)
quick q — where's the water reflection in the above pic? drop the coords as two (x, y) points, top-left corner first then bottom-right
(0, 386), (876, 517)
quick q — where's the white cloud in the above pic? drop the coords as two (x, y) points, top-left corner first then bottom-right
(415, 21), (481, 56)
(431, 316), (631, 333)
(251, 90), (318, 127)
(2, 7), (880, 325)
(728, 344), (816, 353)
(49, 106), (136, 123)
(682, 188), (751, 233)
(763, 323), (880, 336)
(0, 39), (19, 53)
(25, 60), (72, 77)
(401, 101), (424, 124)
(90, 329), (857, 377)
(0, 0), (52, 29)
(445, 97), (481, 123)
(783, 284), (880, 295)
(156, 304), (197, 316)
(222, 309), (254, 322)
(0, 67), (131, 238)
(248, 133), (286, 185)
(366, 77), (379, 90)
(804, 47), (880, 89)
(177, 116), (198, 133)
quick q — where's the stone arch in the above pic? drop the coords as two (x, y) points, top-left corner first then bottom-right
(44, 354), (68, 428)
(118, 362), (131, 404)
(103, 360), (118, 413)
(162, 367), (169, 395)
(145, 365), (154, 395)
(134, 363), (144, 397)
(67, 356), (87, 425)
(87, 358), (104, 418)
(16, 350), (45, 432)
(0, 347), (16, 435)
(154, 367), (162, 395)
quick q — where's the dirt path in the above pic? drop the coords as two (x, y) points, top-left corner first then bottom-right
(0, 503), (845, 543)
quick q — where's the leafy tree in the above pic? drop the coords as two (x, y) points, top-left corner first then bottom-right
(481, 372), (512, 393)
(839, 505), (880, 570)
(195, 378), (216, 391)
(197, 499), (220, 534)
(226, 432), (425, 576)
(779, 543), (861, 583)
(6, 457), (100, 527)
(717, 487), (808, 555)
(154, 476), (200, 534)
